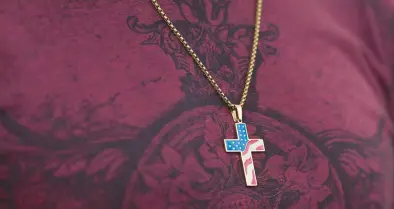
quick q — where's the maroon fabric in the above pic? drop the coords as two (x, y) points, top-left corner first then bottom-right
(1, 0), (394, 209)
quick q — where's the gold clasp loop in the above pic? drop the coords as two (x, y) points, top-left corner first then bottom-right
(231, 105), (243, 123)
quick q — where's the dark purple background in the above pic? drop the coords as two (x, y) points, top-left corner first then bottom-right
(0, 0), (393, 208)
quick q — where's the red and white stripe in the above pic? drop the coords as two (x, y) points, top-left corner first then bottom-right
(241, 139), (265, 186)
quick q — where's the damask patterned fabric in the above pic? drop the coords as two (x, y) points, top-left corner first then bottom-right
(0, 0), (393, 209)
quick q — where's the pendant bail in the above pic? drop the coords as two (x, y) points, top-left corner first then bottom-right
(231, 105), (243, 123)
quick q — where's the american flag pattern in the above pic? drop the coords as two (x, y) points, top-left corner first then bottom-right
(224, 123), (265, 186)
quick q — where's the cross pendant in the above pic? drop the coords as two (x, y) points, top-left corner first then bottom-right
(224, 122), (265, 186)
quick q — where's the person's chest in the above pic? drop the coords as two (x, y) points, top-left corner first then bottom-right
(0, 0), (392, 209)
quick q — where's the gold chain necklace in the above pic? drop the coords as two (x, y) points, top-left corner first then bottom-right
(152, 0), (266, 187)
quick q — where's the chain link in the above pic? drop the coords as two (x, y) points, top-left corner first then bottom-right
(151, 0), (263, 109)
